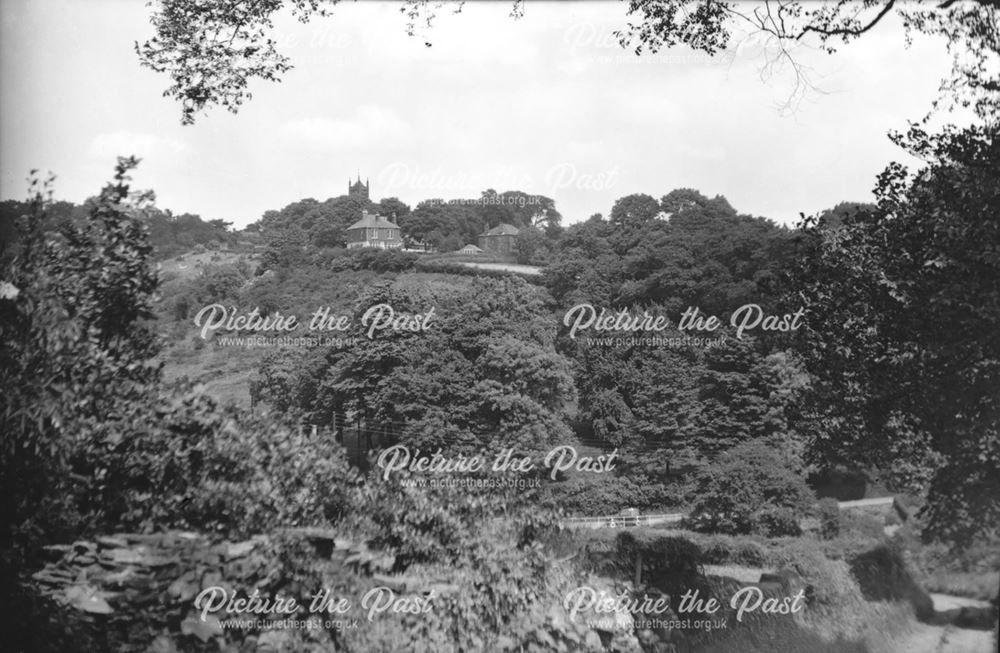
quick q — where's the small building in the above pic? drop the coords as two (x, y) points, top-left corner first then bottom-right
(478, 223), (520, 255)
(345, 210), (403, 249)
(458, 244), (483, 255)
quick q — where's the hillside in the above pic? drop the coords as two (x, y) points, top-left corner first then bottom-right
(154, 251), (482, 407)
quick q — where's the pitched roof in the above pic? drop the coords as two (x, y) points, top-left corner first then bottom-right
(347, 211), (398, 231)
(459, 244), (484, 253)
(482, 223), (520, 236)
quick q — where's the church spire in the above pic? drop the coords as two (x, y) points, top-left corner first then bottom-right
(348, 173), (370, 201)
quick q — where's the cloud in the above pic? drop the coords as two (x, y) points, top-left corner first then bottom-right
(277, 105), (411, 151)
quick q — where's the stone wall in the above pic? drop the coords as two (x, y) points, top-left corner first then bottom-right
(25, 529), (395, 653)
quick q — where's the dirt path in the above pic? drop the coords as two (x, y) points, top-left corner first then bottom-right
(895, 594), (995, 653)
(899, 622), (993, 653)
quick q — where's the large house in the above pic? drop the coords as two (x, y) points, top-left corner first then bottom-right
(478, 223), (520, 255)
(346, 210), (403, 249)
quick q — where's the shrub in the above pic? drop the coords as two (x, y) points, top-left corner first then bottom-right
(756, 505), (803, 537)
(172, 295), (190, 321)
(616, 532), (706, 597)
(849, 544), (934, 620)
(189, 263), (248, 303)
(55, 384), (357, 538)
(541, 474), (666, 515)
(733, 539), (769, 567)
(328, 247), (418, 273)
(698, 535), (768, 567)
(2, 161), (161, 574)
(819, 497), (841, 540)
(686, 440), (814, 535)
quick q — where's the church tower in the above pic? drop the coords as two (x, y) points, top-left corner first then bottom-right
(348, 175), (370, 201)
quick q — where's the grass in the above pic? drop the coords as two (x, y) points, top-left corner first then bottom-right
(154, 265), (480, 409)
(889, 520), (1000, 602)
(923, 570), (1000, 601)
(157, 250), (256, 283)
(703, 563), (773, 583)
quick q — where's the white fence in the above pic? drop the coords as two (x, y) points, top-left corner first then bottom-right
(559, 496), (898, 530)
(558, 513), (685, 530)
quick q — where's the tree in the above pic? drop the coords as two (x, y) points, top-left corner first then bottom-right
(137, 1), (998, 124)
(378, 197), (411, 223)
(514, 225), (548, 264)
(790, 121), (1000, 545)
(402, 199), (484, 248)
(616, 0), (999, 118)
(546, 188), (791, 314)
(1, 158), (161, 571)
(686, 440), (814, 536)
(609, 193), (661, 228)
(255, 276), (576, 456)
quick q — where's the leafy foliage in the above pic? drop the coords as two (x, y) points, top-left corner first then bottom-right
(256, 276), (576, 455)
(137, 1), (998, 123)
(545, 188), (792, 314)
(1, 197), (234, 261)
(686, 440), (815, 536)
(0, 162), (361, 575)
(136, 0), (331, 124)
(545, 190), (807, 469)
(1, 159), (161, 570)
(616, 0), (1000, 119)
(790, 122), (1000, 545)
(94, 389), (359, 537)
(818, 498), (842, 540)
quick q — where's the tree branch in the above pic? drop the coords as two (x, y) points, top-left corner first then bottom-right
(797, 0), (897, 40)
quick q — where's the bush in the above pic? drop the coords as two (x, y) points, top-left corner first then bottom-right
(190, 263), (248, 303)
(616, 532), (706, 597)
(541, 474), (675, 515)
(756, 505), (803, 537)
(698, 535), (768, 567)
(172, 295), (190, 321)
(819, 497), (841, 539)
(2, 161), (161, 576)
(327, 247), (418, 273)
(849, 544), (934, 620)
(686, 440), (814, 535)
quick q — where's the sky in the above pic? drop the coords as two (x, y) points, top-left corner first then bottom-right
(0, 1), (960, 229)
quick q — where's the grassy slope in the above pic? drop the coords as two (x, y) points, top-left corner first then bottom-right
(153, 255), (475, 408)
